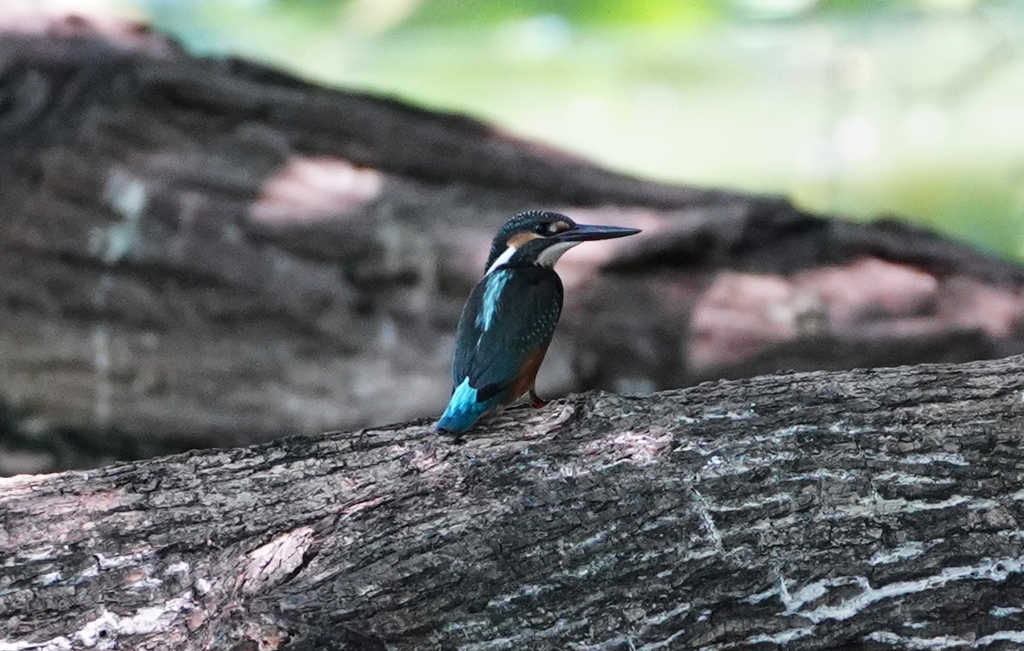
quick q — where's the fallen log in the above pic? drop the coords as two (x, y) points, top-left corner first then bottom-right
(2, 354), (1023, 650)
(3, 19), (1024, 475)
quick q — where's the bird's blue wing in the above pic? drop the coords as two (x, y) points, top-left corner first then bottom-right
(438, 267), (563, 432)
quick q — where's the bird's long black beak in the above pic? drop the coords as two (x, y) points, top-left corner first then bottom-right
(557, 224), (641, 242)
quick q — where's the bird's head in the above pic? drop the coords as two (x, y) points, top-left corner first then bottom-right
(483, 211), (640, 275)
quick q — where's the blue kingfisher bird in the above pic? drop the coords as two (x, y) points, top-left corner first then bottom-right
(437, 210), (640, 434)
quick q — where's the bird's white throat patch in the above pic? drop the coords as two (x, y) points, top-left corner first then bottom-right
(486, 240), (581, 276)
(536, 241), (580, 267)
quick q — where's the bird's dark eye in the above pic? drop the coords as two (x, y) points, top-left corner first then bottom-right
(534, 223), (549, 235)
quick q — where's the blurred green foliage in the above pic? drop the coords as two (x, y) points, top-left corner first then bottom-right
(129, 0), (1024, 260)
(395, 0), (722, 27)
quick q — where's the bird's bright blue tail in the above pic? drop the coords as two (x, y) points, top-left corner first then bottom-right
(436, 378), (492, 434)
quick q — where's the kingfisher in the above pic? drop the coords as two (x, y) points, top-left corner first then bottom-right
(437, 210), (640, 434)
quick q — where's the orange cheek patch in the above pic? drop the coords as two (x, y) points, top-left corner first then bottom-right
(508, 232), (543, 248)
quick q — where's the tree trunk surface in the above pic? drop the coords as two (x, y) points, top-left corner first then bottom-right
(3, 24), (1024, 473)
(2, 354), (1024, 650)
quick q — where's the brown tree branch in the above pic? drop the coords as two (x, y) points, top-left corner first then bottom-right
(2, 355), (1023, 649)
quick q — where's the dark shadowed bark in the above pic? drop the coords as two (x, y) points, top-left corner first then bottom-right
(3, 24), (1024, 474)
(2, 354), (1024, 650)
(4, 11), (1024, 477)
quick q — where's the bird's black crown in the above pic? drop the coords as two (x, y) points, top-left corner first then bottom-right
(484, 211), (575, 270)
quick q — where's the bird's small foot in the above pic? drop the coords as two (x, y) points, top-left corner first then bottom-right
(529, 390), (547, 409)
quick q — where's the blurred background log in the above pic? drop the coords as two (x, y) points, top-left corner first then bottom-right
(2, 18), (1024, 474)
(2, 356), (1023, 650)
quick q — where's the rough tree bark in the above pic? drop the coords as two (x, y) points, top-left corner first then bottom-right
(2, 354), (1024, 650)
(3, 22), (1024, 473)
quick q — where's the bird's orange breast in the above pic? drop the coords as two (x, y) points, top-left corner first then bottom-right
(509, 346), (549, 402)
